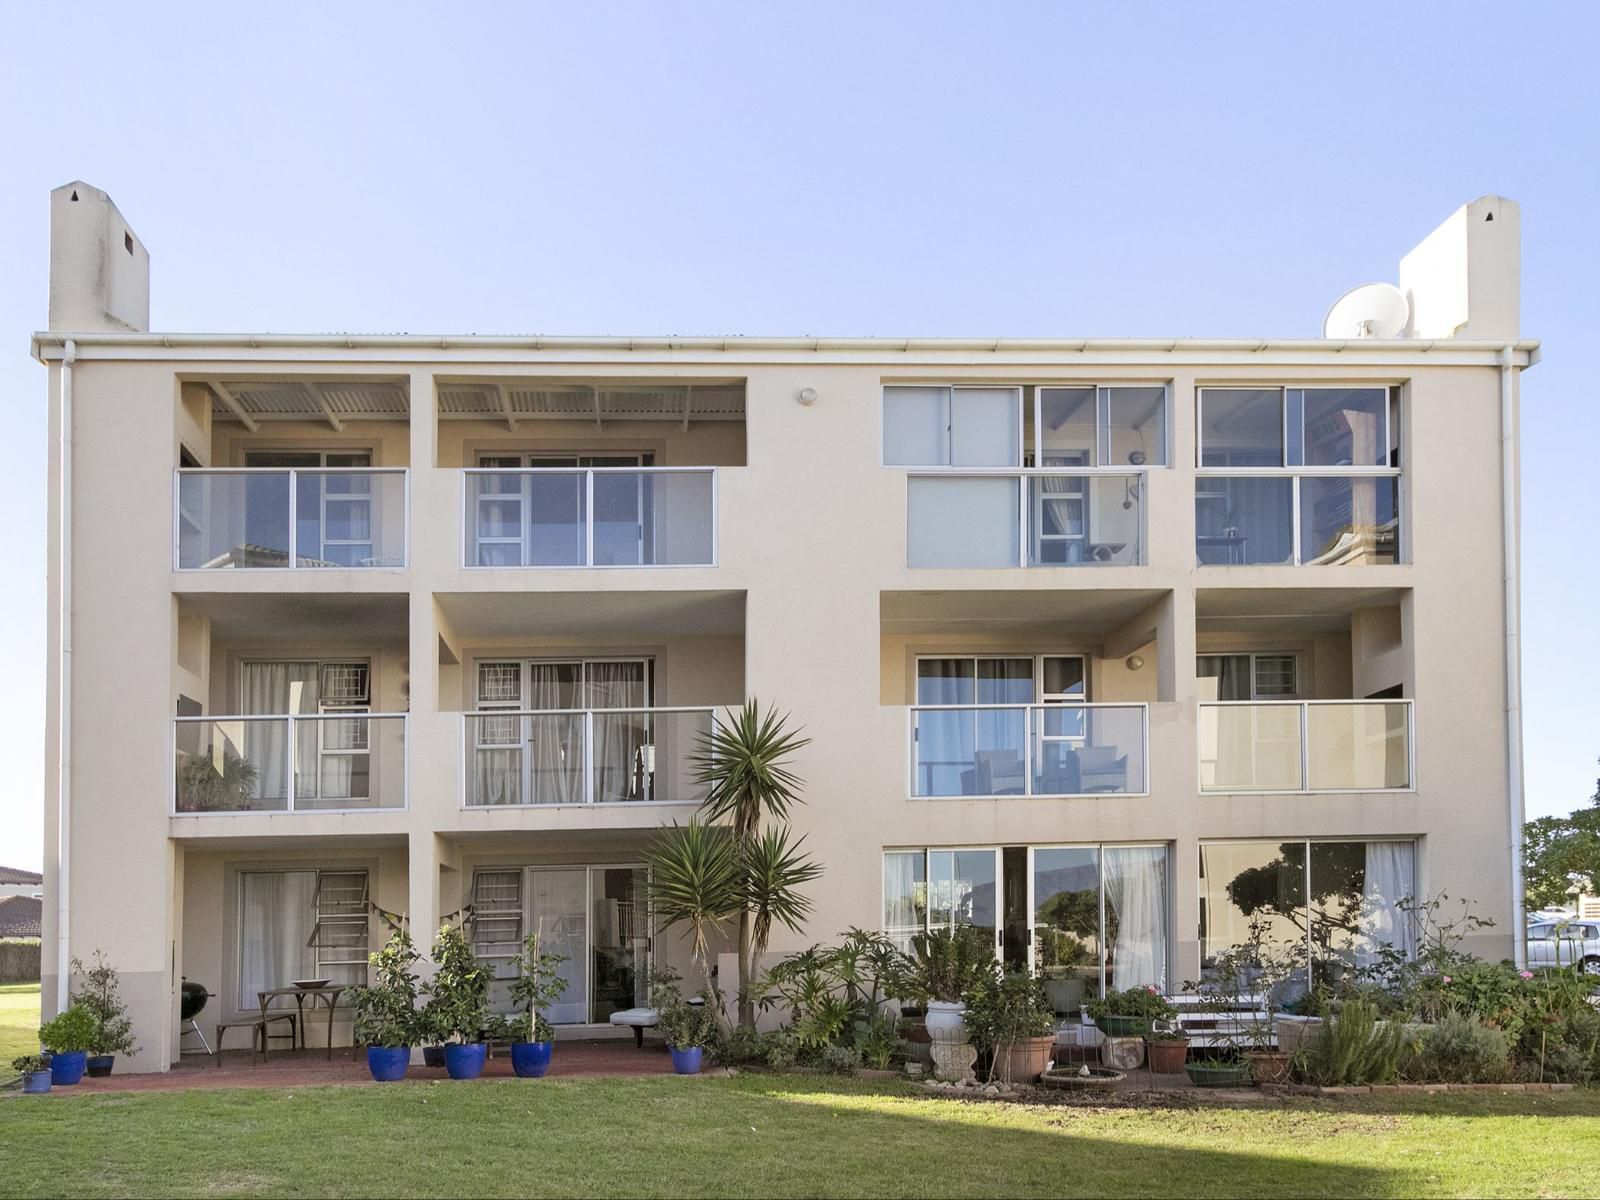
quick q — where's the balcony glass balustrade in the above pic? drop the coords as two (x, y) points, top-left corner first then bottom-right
(173, 714), (407, 812)
(176, 469), (408, 569)
(909, 703), (1148, 797)
(1198, 700), (1413, 792)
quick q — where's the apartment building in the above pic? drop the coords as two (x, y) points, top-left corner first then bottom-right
(36, 181), (1534, 1071)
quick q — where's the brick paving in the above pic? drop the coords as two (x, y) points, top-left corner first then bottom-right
(48, 1040), (677, 1095)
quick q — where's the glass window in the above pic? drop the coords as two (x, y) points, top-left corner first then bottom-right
(238, 869), (369, 1010)
(1038, 388), (1097, 465)
(950, 388), (1021, 467)
(883, 852), (928, 952)
(1104, 845), (1169, 993)
(1033, 847), (1101, 1009)
(883, 386), (949, 466)
(928, 850), (998, 939)
(907, 477), (1020, 567)
(1103, 386), (1167, 467)
(1292, 388), (1390, 467)
(1195, 477), (1294, 564)
(1299, 476), (1400, 566)
(916, 658), (976, 706)
(1199, 389), (1283, 467)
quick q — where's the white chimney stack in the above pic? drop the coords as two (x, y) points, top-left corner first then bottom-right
(1398, 195), (1520, 340)
(48, 181), (150, 333)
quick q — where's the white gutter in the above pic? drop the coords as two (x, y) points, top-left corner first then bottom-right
(55, 338), (75, 1012)
(1501, 343), (1527, 968)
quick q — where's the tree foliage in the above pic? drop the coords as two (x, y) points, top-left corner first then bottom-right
(1523, 766), (1600, 911)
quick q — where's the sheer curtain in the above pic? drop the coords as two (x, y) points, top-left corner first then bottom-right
(883, 852), (926, 952)
(587, 663), (646, 802)
(528, 664), (580, 804)
(242, 662), (318, 805)
(1104, 846), (1168, 991)
(239, 871), (316, 1008)
(1358, 842), (1417, 966)
(530, 869), (589, 1024)
(917, 659), (976, 796)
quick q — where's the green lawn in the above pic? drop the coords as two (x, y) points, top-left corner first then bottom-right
(2, 1076), (1598, 1199)
(0, 982), (40, 1064)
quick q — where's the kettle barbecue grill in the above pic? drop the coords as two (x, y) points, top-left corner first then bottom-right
(180, 979), (213, 1055)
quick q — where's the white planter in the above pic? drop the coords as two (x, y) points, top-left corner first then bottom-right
(1274, 1013), (1325, 1056)
(925, 1000), (968, 1044)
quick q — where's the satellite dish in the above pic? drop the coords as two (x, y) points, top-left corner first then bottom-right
(1323, 282), (1410, 339)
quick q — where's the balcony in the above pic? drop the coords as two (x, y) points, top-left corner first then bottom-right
(907, 472), (1144, 568)
(173, 714), (408, 813)
(462, 707), (713, 806)
(463, 467), (716, 568)
(1197, 700), (1413, 793)
(909, 703), (1149, 798)
(176, 468), (408, 569)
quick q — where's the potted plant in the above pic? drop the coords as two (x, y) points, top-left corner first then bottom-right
(426, 924), (493, 1080)
(1085, 984), (1175, 1039)
(38, 1005), (98, 1085)
(1144, 1019), (1190, 1074)
(350, 930), (422, 1082)
(1184, 1055), (1251, 1087)
(176, 748), (258, 812)
(71, 952), (137, 1077)
(652, 974), (718, 1075)
(1035, 928), (1096, 1015)
(507, 932), (569, 1079)
(964, 971), (1059, 1083)
(417, 994), (449, 1067)
(892, 925), (996, 1043)
(13, 1054), (52, 1094)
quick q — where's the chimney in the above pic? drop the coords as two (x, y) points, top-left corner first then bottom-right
(48, 181), (150, 333)
(1398, 195), (1519, 340)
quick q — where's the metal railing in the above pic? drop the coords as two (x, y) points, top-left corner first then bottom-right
(907, 470), (1145, 568)
(909, 703), (1149, 798)
(463, 467), (717, 567)
(173, 713), (408, 813)
(1197, 699), (1414, 792)
(175, 468), (409, 569)
(463, 706), (714, 806)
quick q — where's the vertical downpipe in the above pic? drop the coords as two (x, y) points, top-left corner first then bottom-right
(1501, 345), (1527, 968)
(56, 339), (76, 1012)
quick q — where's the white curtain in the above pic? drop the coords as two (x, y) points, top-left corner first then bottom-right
(1358, 842), (1417, 966)
(530, 869), (589, 1024)
(241, 662), (318, 805)
(239, 871), (316, 1009)
(587, 663), (646, 803)
(883, 852), (925, 952)
(528, 665), (581, 804)
(1104, 846), (1168, 991)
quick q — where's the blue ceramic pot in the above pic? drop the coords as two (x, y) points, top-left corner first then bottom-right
(510, 1041), (553, 1078)
(444, 1042), (487, 1080)
(22, 1070), (52, 1094)
(366, 1046), (410, 1082)
(49, 1051), (88, 1086)
(670, 1045), (702, 1075)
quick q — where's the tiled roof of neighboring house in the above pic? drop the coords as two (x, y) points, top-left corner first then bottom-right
(0, 866), (43, 886)
(0, 896), (42, 938)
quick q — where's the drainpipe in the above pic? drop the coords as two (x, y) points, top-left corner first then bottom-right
(1500, 344), (1527, 969)
(55, 339), (75, 1013)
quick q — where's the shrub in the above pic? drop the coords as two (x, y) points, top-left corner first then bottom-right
(71, 951), (138, 1058)
(1536, 1005), (1600, 1084)
(964, 971), (1057, 1054)
(1086, 985), (1176, 1026)
(890, 925), (996, 1005)
(1296, 998), (1410, 1086)
(507, 932), (569, 1044)
(853, 1011), (905, 1069)
(12, 1054), (48, 1074)
(760, 929), (907, 1061)
(713, 1022), (767, 1066)
(1405, 1012), (1511, 1084)
(426, 924), (493, 1043)
(762, 1026), (802, 1069)
(38, 1005), (98, 1055)
(350, 931), (423, 1049)
(820, 1043), (863, 1075)
(650, 972), (719, 1051)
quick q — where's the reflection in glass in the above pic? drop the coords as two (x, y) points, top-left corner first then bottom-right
(1299, 476), (1399, 565)
(1195, 477), (1294, 564)
(1032, 848), (1100, 1014)
(1199, 389), (1283, 467)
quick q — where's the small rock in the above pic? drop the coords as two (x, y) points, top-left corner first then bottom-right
(983, 1085), (999, 1096)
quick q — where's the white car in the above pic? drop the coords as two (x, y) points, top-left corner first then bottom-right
(1527, 921), (1600, 974)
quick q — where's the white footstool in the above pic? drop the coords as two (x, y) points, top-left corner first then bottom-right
(609, 1007), (659, 1048)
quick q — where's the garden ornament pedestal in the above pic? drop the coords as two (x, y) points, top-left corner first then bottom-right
(1100, 1035), (1145, 1071)
(930, 1039), (978, 1083)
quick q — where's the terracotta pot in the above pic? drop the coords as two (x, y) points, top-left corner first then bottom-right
(1244, 1049), (1290, 1084)
(991, 1035), (1057, 1083)
(1145, 1037), (1189, 1074)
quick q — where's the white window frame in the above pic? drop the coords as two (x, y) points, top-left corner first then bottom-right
(235, 867), (371, 1012)
(244, 450), (377, 568)
(1194, 385), (1404, 566)
(240, 658), (374, 804)
(1026, 841), (1173, 997)
(1196, 652), (1300, 701)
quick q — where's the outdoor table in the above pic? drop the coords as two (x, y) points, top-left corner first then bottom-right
(256, 985), (348, 1061)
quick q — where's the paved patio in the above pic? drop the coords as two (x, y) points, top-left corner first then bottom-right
(49, 1039), (679, 1095)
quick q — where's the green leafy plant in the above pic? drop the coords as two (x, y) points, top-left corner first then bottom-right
(963, 971), (1057, 1059)
(650, 971), (718, 1051)
(177, 749), (259, 812)
(38, 1005), (98, 1055)
(1295, 997), (1411, 1085)
(349, 930), (422, 1049)
(12, 1054), (49, 1075)
(686, 699), (822, 1027)
(758, 928), (903, 1057)
(1086, 985), (1176, 1028)
(890, 925), (996, 1006)
(1404, 1011), (1511, 1084)
(426, 924), (493, 1044)
(481, 1013), (519, 1044)
(507, 932), (569, 1044)
(853, 1011), (904, 1070)
(645, 819), (738, 990)
(71, 951), (138, 1058)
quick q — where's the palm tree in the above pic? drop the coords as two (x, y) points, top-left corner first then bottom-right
(644, 819), (738, 991)
(687, 699), (821, 1027)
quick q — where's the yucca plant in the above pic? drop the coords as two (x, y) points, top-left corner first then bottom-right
(646, 819), (739, 990)
(656, 699), (823, 1026)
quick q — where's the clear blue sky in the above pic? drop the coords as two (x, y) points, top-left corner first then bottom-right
(2, 2), (1597, 871)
